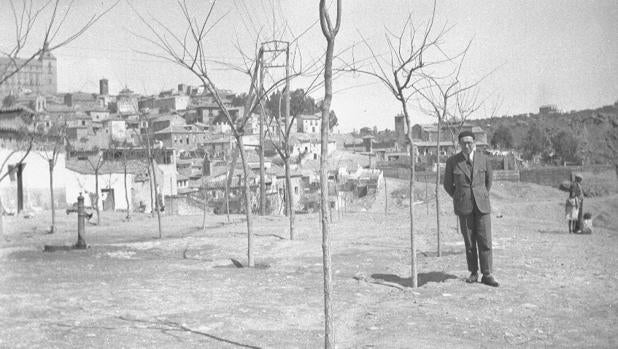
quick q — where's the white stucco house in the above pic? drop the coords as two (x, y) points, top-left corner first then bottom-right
(64, 155), (177, 213)
(0, 148), (69, 213)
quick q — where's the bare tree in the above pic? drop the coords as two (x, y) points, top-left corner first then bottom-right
(0, 0), (115, 236)
(0, 110), (37, 237)
(343, 4), (446, 287)
(84, 149), (106, 225)
(131, 0), (277, 266)
(319, 0), (341, 347)
(1, 0), (117, 87)
(36, 121), (67, 233)
(414, 45), (486, 257)
(140, 114), (163, 238)
(262, 86), (325, 240)
(201, 150), (209, 230)
(109, 140), (134, 221)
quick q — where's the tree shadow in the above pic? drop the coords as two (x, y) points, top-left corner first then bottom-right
(117, 316), (261, 349)
(372, 271), (457, 287)
(539, 229), (567, 235)
(419, 250), (463, 257)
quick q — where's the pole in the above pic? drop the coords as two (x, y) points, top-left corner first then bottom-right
(258, 49), (266, 216)
(75, 193), (87, 249)
(423, 173), (429, 216)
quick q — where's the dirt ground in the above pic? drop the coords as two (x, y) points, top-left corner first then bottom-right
(0, 179), (617, 348)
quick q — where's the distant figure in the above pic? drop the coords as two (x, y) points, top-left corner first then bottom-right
(571, 174), (584, 232)
(444, 131), (499, 287)
(580, 212), (593, 234)
(565, 189), (580, 234)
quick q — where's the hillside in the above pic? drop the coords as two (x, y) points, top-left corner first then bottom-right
(468, 102), (618, 164)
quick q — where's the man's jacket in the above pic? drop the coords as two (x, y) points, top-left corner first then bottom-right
(443, 150), (493, 216)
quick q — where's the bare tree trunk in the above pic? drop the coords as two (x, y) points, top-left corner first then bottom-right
(148, 165), (154, 218)
(48, 160), (56, 233)
(145, 128), (162, 238)
(408, 139), (418, 287)
(284, 157), (295, 240)
(225, 146), (239, 222)
(259, 63), (266, 216)
(94, 169), (100, 225)
(426, 175), (429, 215)
(124, 163), (130, 220)
(150, 159), (162, 238)
(402, 102), (418, 288)
(319, 0), (341, 344)
(259, 122), (266, 215)
(384, 173), (388, 216)
(202, 178), (207, 230)
(435, 122), (442, 257)
(237, 136), (254, 267)
(283, 44), (295, 240)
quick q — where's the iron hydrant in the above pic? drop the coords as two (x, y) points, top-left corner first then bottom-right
(74, 193), (87, 249)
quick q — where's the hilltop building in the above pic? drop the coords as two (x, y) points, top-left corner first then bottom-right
(411, 122), (488, 158)
(297, 114), (321, 133)
(0, 48), (57, 97)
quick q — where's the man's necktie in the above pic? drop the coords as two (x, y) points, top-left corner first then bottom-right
(466, 154), (473, 179)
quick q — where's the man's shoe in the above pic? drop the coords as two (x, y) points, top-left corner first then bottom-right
(481, 275), (499, 287)
(465, 273), (478, 283)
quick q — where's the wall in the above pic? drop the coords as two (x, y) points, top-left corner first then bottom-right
(382, 168), (520, 183)
(165, 195), (202, 216)
(520, 165), (616, 187)
(520, 167), (573, 187)
(64, 170), (134, 211)
(0, 149), (69, 212)
(492, 170), (520, 182)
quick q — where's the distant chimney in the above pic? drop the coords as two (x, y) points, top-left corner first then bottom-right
(64, 93), (73, 107)
(178, 84), (191, 95)
(99, 78), (109, 96)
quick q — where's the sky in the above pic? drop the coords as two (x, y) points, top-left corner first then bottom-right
(0, 0), (616, 132)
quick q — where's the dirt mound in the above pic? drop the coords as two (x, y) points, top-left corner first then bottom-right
(588, 195), (618, 231)
(594, 211), (616, 231)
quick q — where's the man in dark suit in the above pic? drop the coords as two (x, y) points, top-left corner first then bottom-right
(443, 131), (499, 287)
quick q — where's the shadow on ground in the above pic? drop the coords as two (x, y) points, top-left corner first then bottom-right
(539, 229), (567, 235)
(372, 271), (457, 287)
(420, 250), (463, 257)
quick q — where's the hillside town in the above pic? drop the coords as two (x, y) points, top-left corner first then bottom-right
(3, 63), (617, 219)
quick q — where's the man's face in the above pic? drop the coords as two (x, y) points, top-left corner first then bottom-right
(459, 136), (475, 155)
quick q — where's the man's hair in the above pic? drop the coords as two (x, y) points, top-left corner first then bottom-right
(458, 130), (475, 140)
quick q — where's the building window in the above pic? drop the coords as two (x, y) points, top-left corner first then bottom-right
(81, 120), (86, 126)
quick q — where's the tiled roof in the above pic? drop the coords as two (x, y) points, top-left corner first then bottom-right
(0, 105), (35, 114)
(297, 113), (321, 120)
(291, 133), (336, 143)
(151, 113), (184, 122)
(65, 159), (149, 175)
(47, 104), (77, 113)
(154, 124), (203, 134)
(202, 134), (233, 143)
